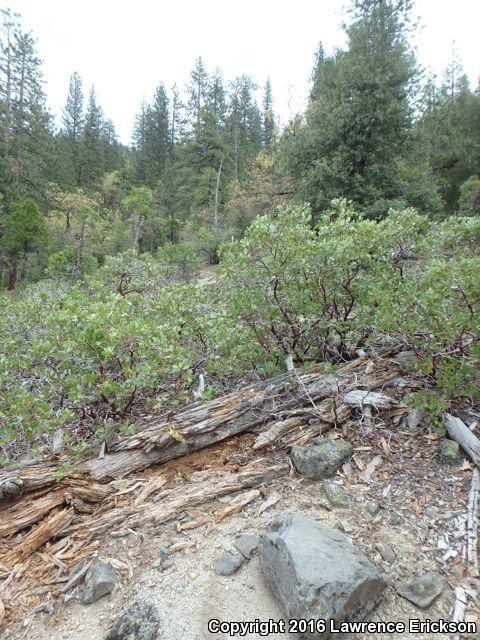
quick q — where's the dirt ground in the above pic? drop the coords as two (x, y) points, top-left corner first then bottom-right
(4, 422), (480, 640)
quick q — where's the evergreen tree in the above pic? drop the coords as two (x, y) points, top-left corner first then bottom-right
(0, 9), (52, 204)
(62, 71), (83, 140)
(81, 87), (105, 190)
(284, 0), (436, 217)
(262, 78), (275, 151)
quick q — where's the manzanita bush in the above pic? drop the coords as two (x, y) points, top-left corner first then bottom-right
(0, 203), (478, 461)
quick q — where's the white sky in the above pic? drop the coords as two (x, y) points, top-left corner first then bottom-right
(5, 0), (480, 144)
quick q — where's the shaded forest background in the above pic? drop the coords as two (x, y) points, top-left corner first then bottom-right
(0, 0), (479, 289)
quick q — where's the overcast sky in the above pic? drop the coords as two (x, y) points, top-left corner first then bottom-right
(5, 0), (480, 144)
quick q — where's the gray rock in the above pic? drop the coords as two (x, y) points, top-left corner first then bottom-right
(397, 572), (443, 609)
(366, 500), (380, 516)
(375, 541), (396, 563)
(233, 534), (258, 559)
(212, 551), (244, 576)
(440, 439), (461, 466)
(291, 437), (352, 479)
(80, 560), (117, 604)
(259, 513), (386, 638)
(323, 480), (350, 508)
(107, 599), (160, 640)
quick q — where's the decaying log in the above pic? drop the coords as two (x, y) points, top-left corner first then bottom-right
(467, 468), (479, 577)
(343, 389), (397, 410)
(253, 417), (304, 450)
(0, 481), (113, 538)
(62, 463), (289, 539)
(0, 353), (402, 503)
(5, 508), (74, 567)
(443, 414), (480, 467)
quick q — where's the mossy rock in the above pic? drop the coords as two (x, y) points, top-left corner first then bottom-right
(291, 437), (352, 479)
(323, 480), (350, 508)
(439, 439), (461, 466)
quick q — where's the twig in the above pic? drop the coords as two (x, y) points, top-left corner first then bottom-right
(450, 585), (468, 640)
(467, 468), (479, 577)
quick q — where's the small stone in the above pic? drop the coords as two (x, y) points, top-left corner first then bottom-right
(80, 560), (117, 605)
(323, 480), (350, 508)
(366, 500), (380, 516)
(291, 437), (352, 479)
(233, 534), (258, 559)
(162, 558), (174, 570)
(440, 439), (461, 466)
(388, 512), (402, 526)
(425, 505), (441, 519)
(213, 551), (244, 576)
(375, 541), (396, 563)
(158, 546), (172, 558)
(397, 572), (443, 609)
(106, 598), (160, 640)
(151, 559), (162, 569)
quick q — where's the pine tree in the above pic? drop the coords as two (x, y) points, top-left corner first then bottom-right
(80, 87), (105, 190)
(62, 71), (83, 140)
(0, 9), (52, 204)
(262, 78), (275, 151)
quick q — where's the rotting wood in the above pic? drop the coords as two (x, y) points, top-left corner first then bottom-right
(466, 468), (479, 577)
(5, 508), (74, 567)
(0, 351), (403, 503)
(60, 463), (288, 539)
(443, 413), (480, 467)
(450, 586), (468, 640)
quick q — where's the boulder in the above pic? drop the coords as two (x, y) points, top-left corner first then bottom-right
(259, 513), (386, 639)
(107, 598), (160, 640)
(291, 437), (352, 479)
(397, 572), (443, 609)
(80, 560), (117, 605)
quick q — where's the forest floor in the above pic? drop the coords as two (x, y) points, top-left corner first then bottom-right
(7, 417), (479, 640)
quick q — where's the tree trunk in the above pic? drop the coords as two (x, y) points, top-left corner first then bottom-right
(213, 157), (223, 229)
(7, 260), (17, 290)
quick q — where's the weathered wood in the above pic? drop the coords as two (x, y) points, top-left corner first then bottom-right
(62, 463), (289, 538)
(253, 417), (304, 450)
(5, 508), (74, 567)
(450, 586), (468, 640)
(443, 414), (480, 467)
(467, 468), (479, 577)
(0, 356), (396, 504)
(343, 389), (397, 410)
(0, 481), (112, 538)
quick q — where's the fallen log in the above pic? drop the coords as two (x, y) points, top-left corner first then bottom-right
(62, 462), (289, 539)
(0, 353), (402, 504)
(443, 414), (480, 467)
